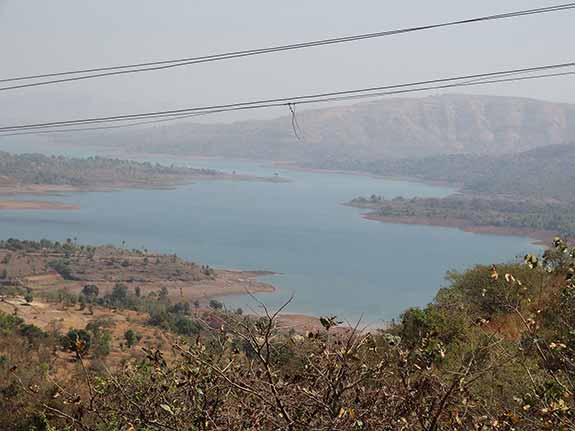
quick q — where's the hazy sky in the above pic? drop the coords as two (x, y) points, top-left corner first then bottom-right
(1, 1), (574, 126)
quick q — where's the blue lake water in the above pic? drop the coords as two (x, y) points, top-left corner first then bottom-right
(0, 154), (541, 324)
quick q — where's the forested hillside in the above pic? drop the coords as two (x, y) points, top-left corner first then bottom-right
(338, 143), (575, 202)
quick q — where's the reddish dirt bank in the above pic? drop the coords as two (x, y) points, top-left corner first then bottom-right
(0, 200), (79, 210)
(363, 213), (556, 246)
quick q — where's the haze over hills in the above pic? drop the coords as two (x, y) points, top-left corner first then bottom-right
(74, 93), (575, 162)
(326, 143), (575, 202)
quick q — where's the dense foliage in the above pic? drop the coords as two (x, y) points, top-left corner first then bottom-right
(2, 237), (575, 429)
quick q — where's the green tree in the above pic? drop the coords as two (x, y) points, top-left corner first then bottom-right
(174, 317), (202, 336)
(124, 329), (141, 348)
(86, 319), (113, 357)
(209, 299), (223, 311)
(49, 259), (75, 280)
(93, 331), (112, 358)
(81, 284), (99, 302)
(108, 283), (129, 306)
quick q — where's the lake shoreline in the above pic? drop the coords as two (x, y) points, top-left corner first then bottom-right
(112, 153), (460, 189)
(279, 162), (553, 247)
(272, 161), (462, 189)
(1, 155), (543, 322)
(0, 200), (80, 211)
(0, 174), (287, 211)
(361, 213), (553, 247)
(198, 269), (277, 300)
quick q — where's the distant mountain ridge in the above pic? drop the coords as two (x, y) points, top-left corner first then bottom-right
(111, 94), (575, 161)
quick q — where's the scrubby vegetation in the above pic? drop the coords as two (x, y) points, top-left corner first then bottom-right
(350, 195), (575, 238)
(0, 151), (219, 188)
(0, 238), (215, 288)
(346, 144), (575, 237)
(2, 237), (575, 429)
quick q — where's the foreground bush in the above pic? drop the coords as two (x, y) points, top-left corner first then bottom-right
(2, 238), (575, 430)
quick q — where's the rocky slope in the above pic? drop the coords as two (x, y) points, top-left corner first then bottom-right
(104, 94), (575, 161)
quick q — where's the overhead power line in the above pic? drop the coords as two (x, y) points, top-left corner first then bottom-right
(1, 61), (573, 136)
(0, 112), (215, 137)
(0, 3), (574, 92)
(2, 70), (573, 137)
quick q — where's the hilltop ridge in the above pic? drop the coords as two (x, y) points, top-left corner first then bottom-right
(74, 94), (575, 162)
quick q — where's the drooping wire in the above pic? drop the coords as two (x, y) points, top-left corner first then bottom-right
(288, 103), (305, 143)
(0, 111), (213, 137)
(0, 62), (573, 136)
